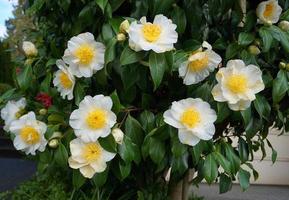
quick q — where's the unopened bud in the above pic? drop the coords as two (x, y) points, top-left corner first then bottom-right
(24, 58), (34, 66)
(48, 138), (59, 148)
(279, 62), (286, 69)
(264, 20), (273, 26)
(117, 33), (126, 42)
(119, 20), (130, 33)
(39, 108), (47, 115)
(112, 128), (124, 144)
(253, 39), (261, 47)
(278, 21), (289, 32)
(248, 45), (261, 55)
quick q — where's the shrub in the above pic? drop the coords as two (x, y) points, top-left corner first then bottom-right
(1, 0), (289, 199)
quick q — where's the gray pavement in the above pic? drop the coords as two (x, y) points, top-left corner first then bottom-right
(195, 184), (289, 200)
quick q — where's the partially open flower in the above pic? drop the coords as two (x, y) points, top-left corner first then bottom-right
(22, 41), (38, 57)
(278, 20), (289, 31)
(119, 20), (130, 33)
(256, 0), (282, 24)
(117, 33), (126, 42)
(0, 98), (26, 131)
(178, 41), (222, 85)
(68, 138), (116, 178)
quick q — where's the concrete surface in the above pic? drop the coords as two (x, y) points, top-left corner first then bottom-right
(195, 184), (289, 200)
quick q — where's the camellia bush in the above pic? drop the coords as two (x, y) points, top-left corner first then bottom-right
(1, 0), (289, 199)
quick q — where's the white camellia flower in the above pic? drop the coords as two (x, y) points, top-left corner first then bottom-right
(128, 14), (178, 53)
(256, 0), (282, 24)
(212, 59), (265, 111)
(178, 41), (222, 85)
(69, 95), (117, 142)
(68, 138), (116, 178)
(63, 32), (105, 78)
(163, 98), (217, 146)
(53, 59), (75, 100)
(22, 41), (38, 57)
(1, 98), (26, 131)
(9, 112), (47, 155)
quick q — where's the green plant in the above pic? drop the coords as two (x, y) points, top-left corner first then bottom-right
(1, 0), (289, 199)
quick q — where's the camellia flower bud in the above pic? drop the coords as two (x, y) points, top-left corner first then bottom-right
(51, 131), (63, 139)
(117, 33), (126, 42)
(279, 62), (286, 70)
(22, 41), (38, 57)
(39, 108), (47, 115)
(278, 20), (289, 32)
(119, 20), (130, 33)
(48, 138), (59, 148)
(248, 45), (261, 55)
(112, 128), (124, 144)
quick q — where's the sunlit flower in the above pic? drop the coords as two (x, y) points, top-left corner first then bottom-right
(9, 112), (47, 155)
(22, 41), (38, 57)
(63, 32), (105, 78)
(1, 98), (26, 131)
(212, 59), (265, 111)
(69, 95), (117, 142)
(163, 98), (217, 146)
(53, 59), (75, 100)
(256, 0), (282, 24)
(68, 138), (116, 178)
(178, 41), (222, 85)
(128, 14), (178, 53)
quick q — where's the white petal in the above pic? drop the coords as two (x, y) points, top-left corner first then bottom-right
(178, 129), (200, 146)
(80, 165), (96, 178)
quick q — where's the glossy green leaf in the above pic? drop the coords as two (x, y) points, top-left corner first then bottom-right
(149, 52), (167, 90)
(120, 46), (145, 66)
(238, 168), (250, 191)
(203, 154), (218, 184)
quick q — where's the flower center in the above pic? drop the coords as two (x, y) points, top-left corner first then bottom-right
(83, 143), (102, 162)
(142, 23), (162, 42)
(20, 126), (40, 145)
(59, 72), (73, 89)
(188, 53), (209, 72)
(226, 74), (248, 94)
(86, 109), (106, 129)
(180, 107), (201, 128)
(263, 2), (274, 18)
(74, 44), (94, 65)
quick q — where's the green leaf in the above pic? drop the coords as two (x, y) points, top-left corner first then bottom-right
(253, 95), (271, 121)
(120, 46), (145, 66)
(105, 37), (117, 65)
(96, 0), (108, 12)
(203, 154), (218, 184)
(40, 73), (51, 93)
(149, 137), (166, 164)
(119, 160), (131, 180)
(171, 6), (187, 34)
(152, 0), (174, 15)
(219, 173), (232, 194)
(139, 111), (155, 133)
(92, 168), (108, 187)
(98, 134), (117, 153)
(125, 115), (144, 146)
(238, 168), (250, 191)
(225, 42), (241, 60)
(238, 32), (254, 46)
(110, 90), (124, 114)
(17, 65), (33, 90)
(172, 139), (187, 158)
(241, 107), (252, 127)
(73, 170), (86, 189)
(74, 82), (86, 106)
(223, 143), (241, 174)
(213, 152), (231, 174)
(259, 27), (273, 52)
(54, 143), (68, 167)
(118, 136), (141, 164)
(238, 137), (249, 163)
(267, 25), (289, 52)
(149, 52), (167, 90)
(272, 70), (288, 104)
(216, 103), (231, 123)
